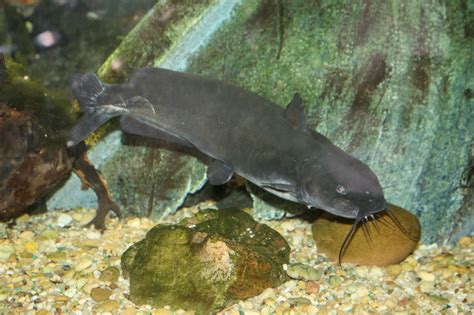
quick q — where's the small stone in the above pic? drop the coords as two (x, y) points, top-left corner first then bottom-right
(280, 221), (296, 232)
(418, 271), (435, 282)
(264, 298), (276, 306)
(54, 295), (70, 302)
(19, 231), (35, 239)
(82, 282), (100, 294)
(93, 299), (119, 312)
(99, 266), (120, 283)
(420, 281), (435, 293)
(401, 262), (413, 272)
(127, 218), (141, 228)
(353, 285), (369, 298)
(286, 263), (321, 281)
(0, 244), (15, 262)
(86, 230), (102, 240)
(288, 297), (312, 305)
(75, 258), (92, 271)
(24, 240), (39, 254)
(305, 281), (320, 294)
(386, 264), (402, 277)
(154, 308), (173, 315)
(260, 306), (273, 315)
(72, 212), (84, 221)
(121, 307), (137, 315)
(46, 251), (67, 261)
(90, 287), (113, 302)
(368, 266), (384, 280)
(57, 214), (73, 227)
(76, 278), (88, 290)
(40, 229), (58, 239)
(458, 236), (471, 247)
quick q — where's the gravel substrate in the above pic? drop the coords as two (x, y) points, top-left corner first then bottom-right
(0, 206), (472, 314)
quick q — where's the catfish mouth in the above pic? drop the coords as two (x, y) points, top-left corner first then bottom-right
(337, 204), (420, 264)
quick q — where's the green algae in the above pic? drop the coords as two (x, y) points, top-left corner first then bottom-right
(98, 0), (217, 83)
(0, 57), (75, 146)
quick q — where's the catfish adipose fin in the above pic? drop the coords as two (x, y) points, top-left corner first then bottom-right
(68, 67), (393, 240)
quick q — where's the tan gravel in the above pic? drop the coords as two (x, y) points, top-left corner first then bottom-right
(0, 206), (472, 314)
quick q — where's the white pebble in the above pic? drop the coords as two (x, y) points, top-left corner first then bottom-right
(86, 231), (102, 240)
(418, 271), (435, 282)
(281, 221), (296, 232)
(0, 244), (15, 262)
(75, 259), (92, 271)
(57, 214), (73, 227)
(368, 266), (384, 280)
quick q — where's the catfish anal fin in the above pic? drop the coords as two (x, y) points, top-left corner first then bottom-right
(120, 116), (194, 148)
(207, 160), (234, 185)
(284, 93), (307, 130)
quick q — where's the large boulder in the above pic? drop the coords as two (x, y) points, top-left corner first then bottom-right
(121, 208), (290, 314)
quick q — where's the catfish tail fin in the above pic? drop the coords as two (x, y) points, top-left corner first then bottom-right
(67, 73), (126, 147)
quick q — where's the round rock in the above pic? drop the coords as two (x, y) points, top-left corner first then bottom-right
(312, 203), (421, 266)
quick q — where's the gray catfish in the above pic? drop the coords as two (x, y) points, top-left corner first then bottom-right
(68, 68), (408, 261)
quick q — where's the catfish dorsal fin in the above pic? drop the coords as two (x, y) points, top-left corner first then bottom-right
(284, 93), (308, 131)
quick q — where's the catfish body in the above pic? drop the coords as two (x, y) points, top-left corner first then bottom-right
(69, 68), (387, 221)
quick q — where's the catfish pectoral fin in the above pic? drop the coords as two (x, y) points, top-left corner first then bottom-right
(68, 111), (113, 147)
(207, 160), (234, 185)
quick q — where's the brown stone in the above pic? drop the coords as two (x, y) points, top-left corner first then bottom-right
(312, 203), (421, 266)
(90, 287), (113, 302)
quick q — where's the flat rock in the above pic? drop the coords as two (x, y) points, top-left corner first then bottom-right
(312, 203), (421, 266)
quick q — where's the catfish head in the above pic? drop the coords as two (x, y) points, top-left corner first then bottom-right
(297, 135), (387, 219)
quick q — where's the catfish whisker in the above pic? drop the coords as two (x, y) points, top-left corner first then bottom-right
(371, 215), (381, 233)
(338, 218), (361, 264)
(362, 219), (373, 247)
(386, 208), (420, 242)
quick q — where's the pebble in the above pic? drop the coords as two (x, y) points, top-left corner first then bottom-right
(386, 264), (403, 277)
(90, 287), (113, 302)
(19, 231), (35, 240)
(0, 244), (15, 262)
(93, 299), (120, 312)
(305, 281), (320, 294)
(75, 259), (93, 272)
(286, 263), (321, 281)
(86, 230), (102, 240)
(40, 229), (58, 239)
(280, 221), (296, 232)
(418, 271), (435, 282)
(420, 281), (435, 293)
(57, 214), (73, 227)
(99, 266), (120, 283)
(24, 241), (39, 254)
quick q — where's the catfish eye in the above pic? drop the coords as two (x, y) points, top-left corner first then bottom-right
(336, 184), (347, 195)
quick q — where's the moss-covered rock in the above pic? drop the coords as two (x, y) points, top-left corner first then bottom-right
(312, 203), (421, 266)
(122, 208), (290, 314)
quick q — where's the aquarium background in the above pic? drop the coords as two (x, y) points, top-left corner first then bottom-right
(1, 0), (472, 245)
